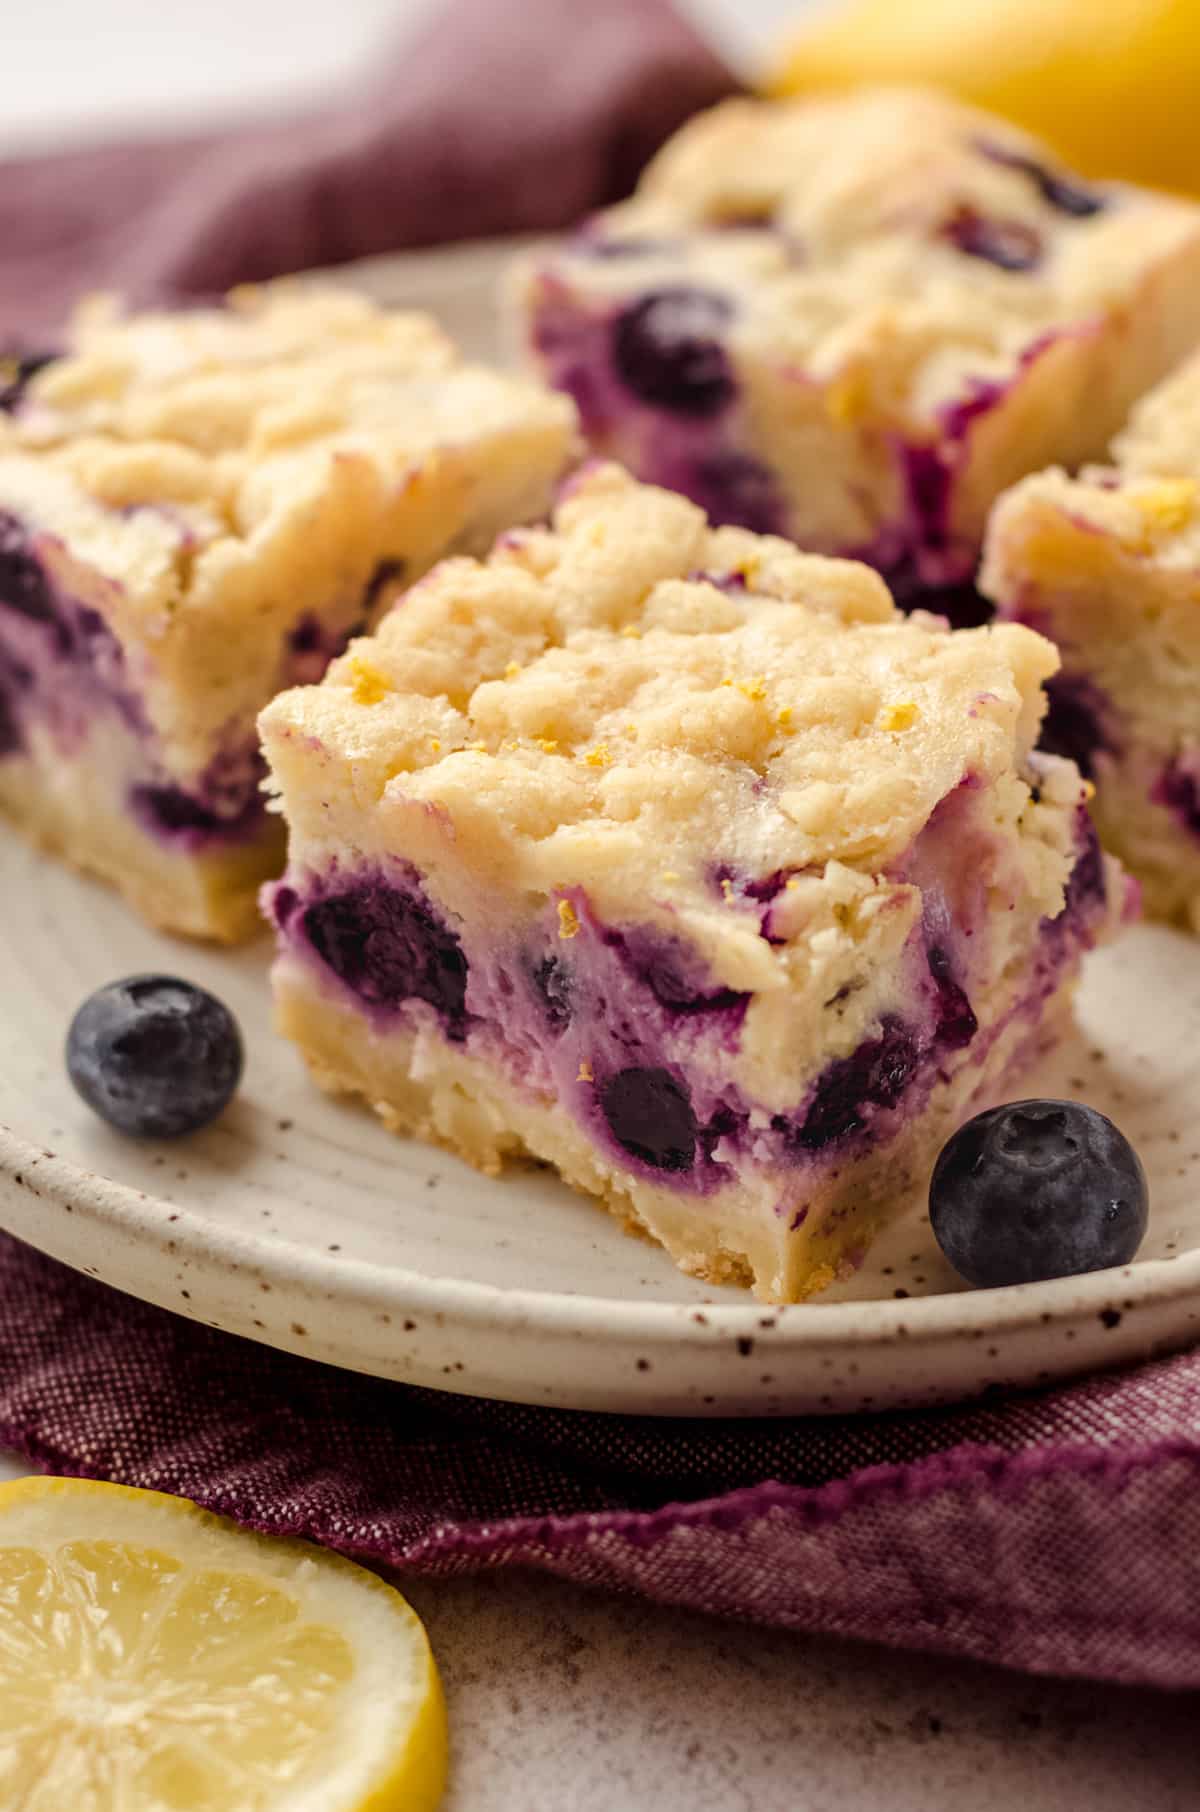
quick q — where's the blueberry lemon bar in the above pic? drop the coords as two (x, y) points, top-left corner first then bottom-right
(514, 88), (1200, 624)
(260, 466), (1121, 1302)
(0, 285), (576, 939)
(983, 352), (1200, 929)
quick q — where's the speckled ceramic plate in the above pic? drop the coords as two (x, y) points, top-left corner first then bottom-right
(2, 244), (1199, 1416)
(2, 830), (1199, 1415)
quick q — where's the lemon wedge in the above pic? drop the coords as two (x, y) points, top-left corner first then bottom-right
(0, 1476), (447, 1811)
(767, 0), (1200, 196)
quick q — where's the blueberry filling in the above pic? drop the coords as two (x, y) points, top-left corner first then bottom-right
(710, 864), (778, 902)
(601, 1065), (697, 1172)
(927, 944), (978, 1048)
(130, 782), (262, 840)
(0, 512), (59, 629)
(943, 207), (1042, 272)
(529, 952), (574, 1033)
(302, 878), (470, 1037)
(606, 926), (747, 1016)
(1061, 811), (1107, 920)
(0, 641), (31, 758)
(900, 445), (954, 553)
(691, 569), (749, 595)
(0, 684), (20, 759)
(885, 556), (993, 629)
(1038, 671), (1115, 779)
(611, 287), (735, 417)
(785, 1016), (919, 1153)
(0, 350), (58, 414)
(674, 449), (782, 535)
(271, 885), (299, 929)
(975, 140), (1106, 218)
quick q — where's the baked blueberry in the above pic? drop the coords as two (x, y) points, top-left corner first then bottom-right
(611, 287), (734, 416)
(930, 1099), (1148, 1286)
(944, 207), (1043, 272)
(1037, 672), (1116, 780)
(66, 975), (243, 1137)
(792, 1018), (919, 1151)
(529, 952), (574, 1033)
(302, 879), (470, 1037)
(1153, 758), (1200, 838)
(975, 140), (1106, 218)
(601, 1066), (697, 1171)
(0, 512), (57, 627)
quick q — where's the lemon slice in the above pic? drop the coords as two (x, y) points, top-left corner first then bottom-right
(0, 1476), (447, 1811)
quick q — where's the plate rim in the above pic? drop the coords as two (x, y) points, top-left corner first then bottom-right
(3, 1115), (1193, 1350)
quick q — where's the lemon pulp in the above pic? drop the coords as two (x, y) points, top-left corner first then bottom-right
(0, 1477), (446, 1812)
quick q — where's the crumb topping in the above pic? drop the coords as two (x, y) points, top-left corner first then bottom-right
(263, 464), (1059, 889)
(522, 87), (1200, 424)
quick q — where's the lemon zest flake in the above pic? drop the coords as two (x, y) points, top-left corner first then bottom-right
(557, 899), (580, 940)
(881, 701), (919, 733)
(348, 658), (391, 706)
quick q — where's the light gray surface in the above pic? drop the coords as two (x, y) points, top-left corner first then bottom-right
(404, 1569), (1199, 1812)
(1, 1450), (1195, 1810)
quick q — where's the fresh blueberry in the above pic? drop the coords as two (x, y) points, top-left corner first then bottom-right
(66, 975), (243, 1138)
(611, 287), (734, 416)
(930, 1099), (1148, 1287)
(601, 1066), (697, 1172)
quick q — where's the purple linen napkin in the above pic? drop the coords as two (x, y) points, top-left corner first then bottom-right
(2, 1231), (1199, 1689)
(0, 0), (738, 339)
